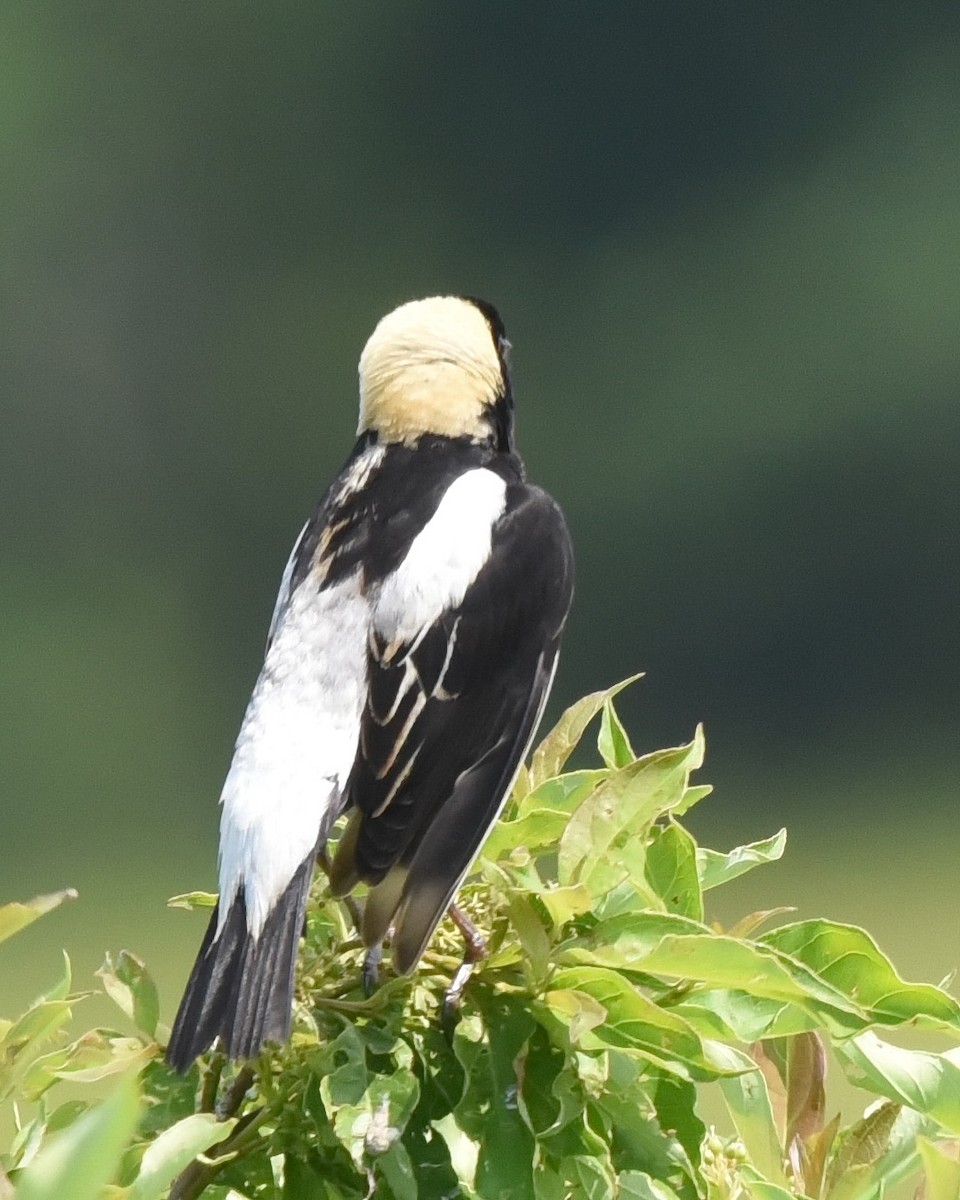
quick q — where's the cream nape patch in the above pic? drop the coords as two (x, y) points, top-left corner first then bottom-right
(374, 468), (508, 644)
(357, 297), (503, 444)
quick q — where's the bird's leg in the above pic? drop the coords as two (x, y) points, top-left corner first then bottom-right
(316, 849), (386, 996)
(441, 903), (488, 1034)
(361, 943), (383, 996)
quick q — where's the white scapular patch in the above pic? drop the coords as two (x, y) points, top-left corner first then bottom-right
(374, 468), (507, 644)
(217, 572), (369, 939)
(332, 442), (386, 505)
(266, 445), (385, 643)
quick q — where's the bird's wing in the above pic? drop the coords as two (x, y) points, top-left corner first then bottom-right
(168, 442), (386, 1069)
(217, 442), (389, 939)
(331, 475), (574, 971)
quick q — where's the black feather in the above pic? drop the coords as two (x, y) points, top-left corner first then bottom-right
(165, 853), (315, 1072)
(335, 477), (574, 966)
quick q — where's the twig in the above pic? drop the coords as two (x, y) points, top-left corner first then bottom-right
(168, 1065), (257, 1200)
(198, 1055), (224, 1113)
(216, 1065), (255, 1120)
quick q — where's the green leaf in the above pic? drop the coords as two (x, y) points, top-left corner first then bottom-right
(761, 921), (960, 1030)
(559, 911), (871, 1036)
(13, 1073), (140, 1200)
(23, 1031), (150, 1098)
(516, 1027), (580, 1139)
(97, 950), (160, 1038)
(713, 1045), (789, 1186)
(483, 771), (607, 861)
(166, 891), (218, 910)
(544, 989), (609, 1048)
(598, 699), (635, 768)
(645, 822), (703, 922)
(697, 830), (787, 891)
(433, 1112), (480, 1195)
(672, 784), (714, 818)
(649, 1071), (706, 1179)
(128, 1113), (237, 1200)
(824, 1100), (901, 1200)
(917, 1136), (960, 1200)
(0, 993), (75, 1101)
(0, 890), (77, 946)
(139, 1059), (201, 1137)
(537, 884), (596, 929)
(454, 993), (536, 1200)
(375, 1142), (419, 1200)
(529, 675), (642, 785)
(727, 908), (797, 941)
(568, 1151), (618, 1198)
(617, 1170), (685, 1200)
(831, 1106), (937, 1200)
(505, 892), (553, 981)
(595, 1070), (702, 1200)
(281, 1153), (331, 1199)
(737, 1164), (798, 1200)
(558, 730), (705, 892)
(837, 1033), (960, 1133)
(9, 1107), (47, 1173)
(545, 967), (725, 1080)
(318, 1023), (370, 1111)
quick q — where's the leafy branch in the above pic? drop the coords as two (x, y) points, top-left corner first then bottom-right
(2, 680), (959, 1199)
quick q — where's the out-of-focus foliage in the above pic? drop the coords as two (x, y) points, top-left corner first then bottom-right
(1, 0), (957, 1089)
(3, 686), (958, 1198)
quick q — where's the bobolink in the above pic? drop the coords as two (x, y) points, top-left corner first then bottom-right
(166, 296), (574, 1071)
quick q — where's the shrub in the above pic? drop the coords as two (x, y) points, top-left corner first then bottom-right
(4, 680), (959, 1199)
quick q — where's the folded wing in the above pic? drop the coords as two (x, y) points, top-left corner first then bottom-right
(330, 478), (574, 972)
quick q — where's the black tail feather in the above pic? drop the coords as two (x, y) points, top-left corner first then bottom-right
(165, 854), (315, 1073)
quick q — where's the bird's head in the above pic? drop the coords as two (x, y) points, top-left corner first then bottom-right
(357, 296), (514, 449)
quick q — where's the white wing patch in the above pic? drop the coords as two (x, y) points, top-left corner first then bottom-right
(217, 572), (368, 939)
(374, 468), (507, 644)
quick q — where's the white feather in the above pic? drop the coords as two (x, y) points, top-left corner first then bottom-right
(374, 469), (507, 643)
(217, 572), (368, 939)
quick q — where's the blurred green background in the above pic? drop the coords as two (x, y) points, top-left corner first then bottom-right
(3, 2), (958, 1035)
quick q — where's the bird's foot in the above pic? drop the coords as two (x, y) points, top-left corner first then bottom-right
(441, 903), (488, 1037)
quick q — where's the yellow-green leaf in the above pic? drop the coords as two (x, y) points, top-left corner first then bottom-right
(530, 675), (642, 785)
(917, 1136), (960, 1200)
(762, 921), (960, 1031)
(13, 1073), (140, 1200)
(97, 950), (160, 1038)
(837, 1034), (960, 1133)
(127, 1113), (237, 1200)
(698, 830), (787, 891)
(0, 890), (77, 946)
(166, 891), (217, 910)
(598, 698), (635, 768)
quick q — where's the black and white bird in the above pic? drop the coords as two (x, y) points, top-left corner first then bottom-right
(165, 295), (574, 1071)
